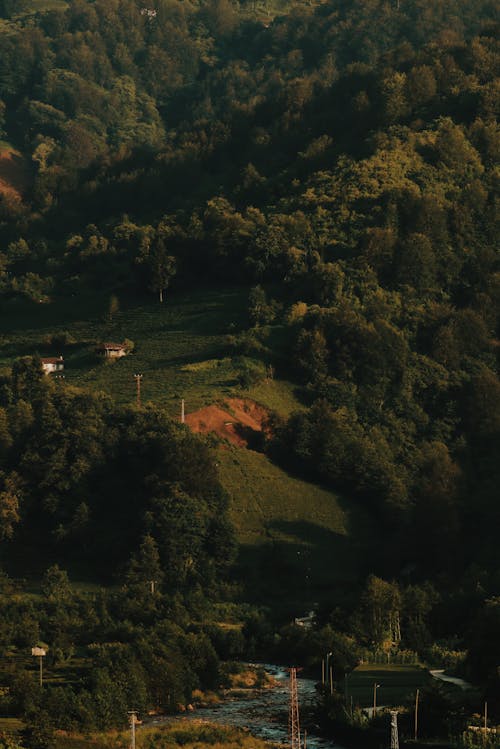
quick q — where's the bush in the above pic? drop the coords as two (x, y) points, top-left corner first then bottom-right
(42, 332), (76, 348)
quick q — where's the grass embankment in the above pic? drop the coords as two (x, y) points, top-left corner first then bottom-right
(219, 445), (372, 609)
(345, 664), (431, 708)
(54, 722), (274, 749)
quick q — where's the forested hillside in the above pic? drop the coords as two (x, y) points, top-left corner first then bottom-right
(0, 0), (499, 739)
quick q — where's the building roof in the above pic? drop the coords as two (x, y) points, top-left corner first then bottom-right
(97, 342), (126, 350)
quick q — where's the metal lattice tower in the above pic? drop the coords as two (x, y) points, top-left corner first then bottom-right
(390, 710), (399, 749)
(289, 668), (301, 749)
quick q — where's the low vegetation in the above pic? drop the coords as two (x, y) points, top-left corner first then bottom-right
(55, 723), (274, 749)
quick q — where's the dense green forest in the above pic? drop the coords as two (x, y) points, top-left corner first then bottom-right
(0, 0), (499, 743)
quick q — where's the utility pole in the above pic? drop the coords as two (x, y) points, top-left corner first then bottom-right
(414, 689), (419, 741)
(329, 665), (334, 695)
(128, 710), (138, 749)
(133, 374), (143, 407)
(323, 651), (332, 688)
(390, 710), (399, 749)
(484, 701), (488, 731)
(181, 399), (185, 423)
(289, 667), (301, 749)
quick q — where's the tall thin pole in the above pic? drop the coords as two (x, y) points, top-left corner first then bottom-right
(39, 655), (43, 687)
(390, 710), (399, 749)
(181, 399), (185, 423)
(134, 374), (143, 408)
(414, 689), (419, 741)
(329, 665), (333, 695)
(484, 701), (488, 731)
(321, 660), (325, 686)
(128, 711), (137, 749)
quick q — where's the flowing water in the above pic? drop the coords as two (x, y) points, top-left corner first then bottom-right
(150, 664), (348, 749)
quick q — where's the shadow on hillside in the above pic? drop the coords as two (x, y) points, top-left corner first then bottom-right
(235, 519), (371, 615)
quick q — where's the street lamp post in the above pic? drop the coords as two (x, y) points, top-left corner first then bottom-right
(373, 682), (381, 715)
(31, 646), (47, 687)
(325, 651), (333, 692)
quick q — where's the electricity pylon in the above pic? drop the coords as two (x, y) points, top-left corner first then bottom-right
(390, 710), (399, 749)
(289, 667), (301, 749)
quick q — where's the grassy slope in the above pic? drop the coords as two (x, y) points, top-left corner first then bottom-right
(1, 288), (372, 607)
(0, 289), (304, 421)
(0, 288), (251, 417)
(219, 445), (372, 609)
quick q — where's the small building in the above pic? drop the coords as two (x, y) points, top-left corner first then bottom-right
(96, 342), (128, 359)
(294, 610), (315, 629)
(41, 356), (64, 374)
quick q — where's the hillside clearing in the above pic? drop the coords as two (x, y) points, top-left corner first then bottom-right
(0, 289), (303, 420)
(218, 445), (372, 608)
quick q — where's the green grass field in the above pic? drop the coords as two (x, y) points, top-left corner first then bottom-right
(0, 289), (306, 420)
(219, 445), (373, 609)
(345, 664), (431, 709)
(0, 288), (252, 417)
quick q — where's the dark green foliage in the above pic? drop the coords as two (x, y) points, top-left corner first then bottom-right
(0, 368), (235, 594)
(0, 372), (239, 731)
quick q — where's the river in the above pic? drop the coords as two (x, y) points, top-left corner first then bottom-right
(150, 664), (348, 749)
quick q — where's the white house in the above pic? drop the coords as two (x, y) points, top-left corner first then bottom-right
(41, 356), (64, 374)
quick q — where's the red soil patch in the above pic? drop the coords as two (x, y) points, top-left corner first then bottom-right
(0, 148), (31, 202)
(185, 398), (270, 448)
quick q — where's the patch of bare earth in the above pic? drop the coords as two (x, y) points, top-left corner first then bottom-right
(0, 148), (31, 202)
(184, 398), (270, 448)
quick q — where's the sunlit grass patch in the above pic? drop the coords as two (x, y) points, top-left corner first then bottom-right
(55, 722), (276, 749)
